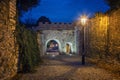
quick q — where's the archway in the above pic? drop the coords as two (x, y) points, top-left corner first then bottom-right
(46, 40), (59, 53)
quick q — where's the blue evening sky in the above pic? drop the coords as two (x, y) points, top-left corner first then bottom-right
(21, 0), (109, 23)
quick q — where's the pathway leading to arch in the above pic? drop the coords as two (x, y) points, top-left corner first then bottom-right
(19, 55), (118, 80)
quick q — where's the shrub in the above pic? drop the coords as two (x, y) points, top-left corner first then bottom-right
(16, 24), (41, 73)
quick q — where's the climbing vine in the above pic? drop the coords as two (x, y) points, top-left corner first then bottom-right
(16, 24), (41, 73)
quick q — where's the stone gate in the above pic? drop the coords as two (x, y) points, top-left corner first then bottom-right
(34, 22), (80, 55)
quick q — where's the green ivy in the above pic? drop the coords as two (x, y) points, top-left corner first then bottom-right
(16, 24), (41, 73)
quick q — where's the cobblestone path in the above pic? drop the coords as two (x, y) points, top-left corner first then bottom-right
(19, 55), (119, 80)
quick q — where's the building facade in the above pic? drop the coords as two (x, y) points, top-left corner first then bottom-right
(34, 22), (81, 55)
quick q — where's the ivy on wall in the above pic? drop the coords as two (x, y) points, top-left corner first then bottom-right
(16, 24), (41, 73)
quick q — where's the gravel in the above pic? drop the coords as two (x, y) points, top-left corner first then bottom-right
(19, 55), (119, 80)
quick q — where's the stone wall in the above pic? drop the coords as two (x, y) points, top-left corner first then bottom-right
(40, 30), (76, 54)
(0, 0), (18, 79)
(89, 9), (120, 61)
(109, 9), (120, 61)
(36, 22), (74, 30)
(35, 22), (77, 55)
(88, 13), (108, 58)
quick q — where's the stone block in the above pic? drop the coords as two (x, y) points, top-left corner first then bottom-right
(0, 0), (18, 79)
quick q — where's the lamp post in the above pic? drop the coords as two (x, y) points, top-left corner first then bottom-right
(80, 15), (88, 65)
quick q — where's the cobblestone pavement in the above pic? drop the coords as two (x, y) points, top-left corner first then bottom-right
(19, 54), (119, 80)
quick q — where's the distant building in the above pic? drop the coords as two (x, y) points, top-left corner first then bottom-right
(33, 22), (82, 55)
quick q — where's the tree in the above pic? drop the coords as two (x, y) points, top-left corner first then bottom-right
(105, 0), (120, 9)
(16, 25), (41, 73)
(17, 0), (40, 11)
(17, 0), (40, 23)
(37, 16), (51, 25)
(17, 0), (40, 18)
(16, 0), (42, 72)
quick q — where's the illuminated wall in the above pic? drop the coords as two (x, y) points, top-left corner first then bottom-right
(35, 22), (78, 55)
(89, 10), (120, 61)
(0, 0), (18, 79)
(41, 30), (77, 54)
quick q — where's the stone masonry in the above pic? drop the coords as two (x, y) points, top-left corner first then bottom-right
(89, 9), (120, 61)
(0, 0), (18, 79)
(34, 22), (79, 55)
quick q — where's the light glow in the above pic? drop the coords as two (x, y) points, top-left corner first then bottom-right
(76, 14), (88, 26)
(80, 15), (88, 26)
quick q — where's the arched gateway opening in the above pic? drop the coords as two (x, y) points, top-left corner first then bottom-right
(46, 40), (59, 55)
(66, 43), (71, 54)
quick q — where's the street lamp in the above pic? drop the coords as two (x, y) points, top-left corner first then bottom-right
(80, 15), (88, 65)
(80, 15), (88, 26)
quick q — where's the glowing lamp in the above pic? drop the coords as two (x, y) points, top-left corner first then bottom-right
(80, 15), (88, 26)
